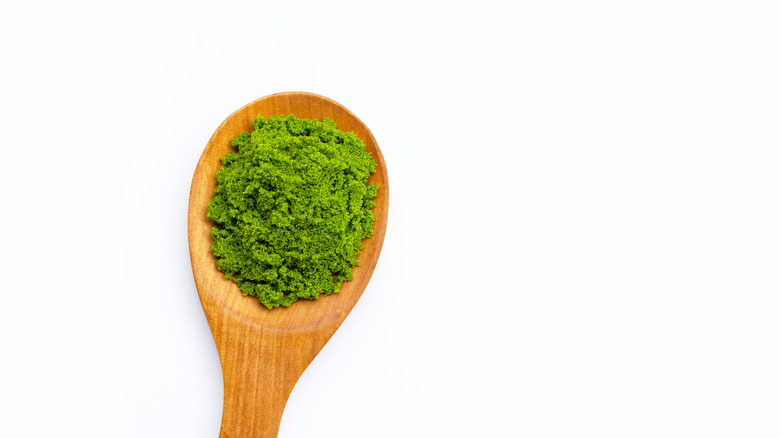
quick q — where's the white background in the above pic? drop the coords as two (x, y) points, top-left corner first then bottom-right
(1, 1), (779, 437)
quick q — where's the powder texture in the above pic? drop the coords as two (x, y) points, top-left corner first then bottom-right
(207, 115), (378, 309)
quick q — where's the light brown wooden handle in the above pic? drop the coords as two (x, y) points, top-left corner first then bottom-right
(219, 351), (295, 437)
(216, 321), (327, 438)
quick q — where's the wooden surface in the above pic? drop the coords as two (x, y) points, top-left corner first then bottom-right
(188, 92), (389, 438)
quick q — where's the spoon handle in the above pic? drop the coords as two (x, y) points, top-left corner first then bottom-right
(215, 317), (327, 438)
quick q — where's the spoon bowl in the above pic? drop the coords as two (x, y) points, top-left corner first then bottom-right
(188, 92), (388, 438)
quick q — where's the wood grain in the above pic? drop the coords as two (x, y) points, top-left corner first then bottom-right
(188, 92), (389, 438)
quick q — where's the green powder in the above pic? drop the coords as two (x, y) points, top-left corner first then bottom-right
(207, 114), (378, 309)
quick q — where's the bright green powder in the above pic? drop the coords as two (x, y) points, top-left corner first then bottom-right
(207, 114), (378, 309)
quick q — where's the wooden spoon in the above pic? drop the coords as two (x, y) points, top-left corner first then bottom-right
(188, 92), (389, 438)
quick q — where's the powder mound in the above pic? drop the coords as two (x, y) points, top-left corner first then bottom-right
(207, 114), (378, 309)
